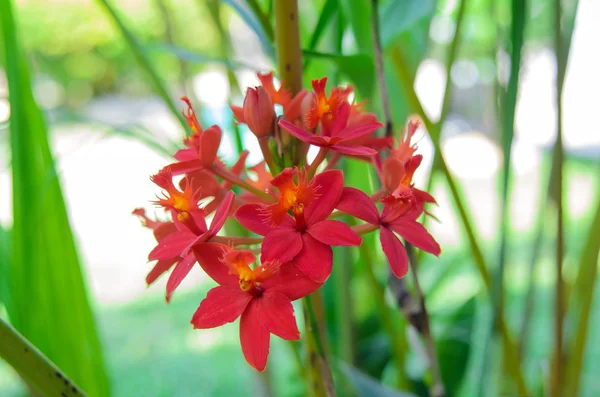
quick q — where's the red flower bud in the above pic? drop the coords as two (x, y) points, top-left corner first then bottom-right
(243, 86), (275, 138)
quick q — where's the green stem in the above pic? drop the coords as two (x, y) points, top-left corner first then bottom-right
(210, 236), (263, 246)
(210, 165), (275, 202)
(359, 242), (409, 389)
(389, 44), (529, 396)
(0, 317), (86, 396)
(550, 0), (565, 394)
(308, 147), (330, 178)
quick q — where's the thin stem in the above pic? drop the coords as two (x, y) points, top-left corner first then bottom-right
(303, 293), (336, 397)
(247, 0), (275, 41)
(390, 43), (529, 395)
(550, 0), (565, 394)
(258, 136), (278, 174)
(308, 147), (329, 178)
(210, 236), (263, 246)
(351, 223), (379, 235)
(359, 242), (409, 389)
(370, 0), (392, 137)
(210, 165), (275, 202)
(406, 244), (445, 397)
(0, 317), (86, 396)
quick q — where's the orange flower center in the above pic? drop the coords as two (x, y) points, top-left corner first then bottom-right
(222, 248), (281, 293)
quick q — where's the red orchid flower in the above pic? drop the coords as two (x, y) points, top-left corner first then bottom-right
(191, 243), (320, 371)
(142, 169), (236, 302)
(336, 187), (440, 278)
(279, 101), (383, 156)
(235, 168), (361, 283)
(231, 72), (307, 126)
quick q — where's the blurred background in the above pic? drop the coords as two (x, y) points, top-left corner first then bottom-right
(1, 0), (599, 396)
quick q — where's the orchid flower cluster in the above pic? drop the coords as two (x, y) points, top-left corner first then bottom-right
(133, 72), (441, 371)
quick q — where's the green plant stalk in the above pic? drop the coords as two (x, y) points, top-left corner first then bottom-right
(493, 0), (526, 392)
(549, 0), (565, 394)
(389, 46), (529, 395)
(303, 292), (336, 397)
(563, 170), (600, 396)
(247, 0), (275, 41)
(0, 317), (86, 397)
(96, 0), (189, 134)
(359, 243), (409, 389)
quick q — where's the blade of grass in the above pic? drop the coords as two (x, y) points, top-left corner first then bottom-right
(96, 0), (189, 134)
(1, 1), (110, 395)
(303, 0), (338, 70)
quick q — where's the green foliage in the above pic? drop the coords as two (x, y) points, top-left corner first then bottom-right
(0, 0), (110, 395)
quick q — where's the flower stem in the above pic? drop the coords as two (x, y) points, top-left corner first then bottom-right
(210, 165), (275, 202)
(303, 292), (336, 397)
(358, 241), (409, 389)
(210, 236), (263, 246)
(0, 317), (85, 396)
(258, 136), (279, 175)
(351, 223), (379, 235)
(307, 147), (329, 178)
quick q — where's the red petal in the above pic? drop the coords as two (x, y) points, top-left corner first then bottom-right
(414, 188), (437, 205)
(200, 126), (222, 167)
(294, 234), (333, 283)
(261, 226), (303, 263)
(239, 299), (270, 372)
(283, 90), (308, 121)
(337, 122), (383, 141)
(191, 285), (252, 328)
(278, 119), (322, 145)
(146, 258), (177, 285)
(231, 105), (245, 123)
(234, 203), (272, 236)
(305, 170), (344, 224)
(380, 227), (409, 278)
(165, 254), (196, 302)
(308, 220), (362, 246)
(388, 220), (441, 256)
(382, 157), (405, 192)
(173, 147), (198, 162)
(192, 242), (238, 286)
(336, 187), (379, 224)
(208, 190), (235, 237)
(260, 263), (321, 300)
(153, 222), (178, 242)
(330, 144), (377, 156)
(168, 159), (203, 175)
(258, 292), (300, 340)
(148, 231), (196, 261)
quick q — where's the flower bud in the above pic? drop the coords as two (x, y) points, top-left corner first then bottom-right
(243, 86), (275, 138)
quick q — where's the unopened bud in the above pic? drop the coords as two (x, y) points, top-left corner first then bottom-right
(243, 86), (275, 138)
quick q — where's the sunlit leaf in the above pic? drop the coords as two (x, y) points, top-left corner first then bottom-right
(379, 0), (436, 48)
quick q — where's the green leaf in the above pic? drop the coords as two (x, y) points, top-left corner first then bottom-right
(1, 1), (110, 395)
(303, 50), (375, 98)
(437, 297), (477, 397)
(221, 0), (275, 58)
(0, 227), (10, 313)
(95, 0), (189, 134)
(379, 0), (436, 48)
(563, 195), (600, 397)
(149, 42), (253, 70)
(339, 362), (419, 397)
(307, 0), (338, 52)
(338, 0), (373, 54)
